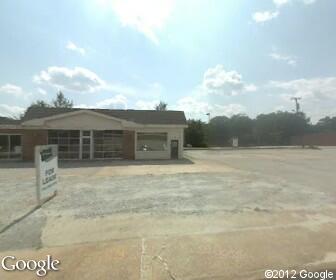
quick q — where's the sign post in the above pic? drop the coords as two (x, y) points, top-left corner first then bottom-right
(35, 145), (58, 206)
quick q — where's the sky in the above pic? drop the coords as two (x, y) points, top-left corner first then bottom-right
(0, 0), (335, 122)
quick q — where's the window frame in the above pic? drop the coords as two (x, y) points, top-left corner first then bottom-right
(93, 130), (123, 159)
(0, 134), (22, 160)
(136, 132), (168, 152)
(48, 130), (80, 160)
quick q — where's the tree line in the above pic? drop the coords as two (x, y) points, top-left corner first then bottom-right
(185, 112), (336, 147)
(15, 92), (336, 147)
(20, 92), (168, 118)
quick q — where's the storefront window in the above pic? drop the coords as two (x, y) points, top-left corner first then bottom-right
(93, 130), (123, 158)
(137, 133), (167, 151)
(0, 135), (9, 159)
(48, 130), (80, 159)
(0, 134), (22, 159)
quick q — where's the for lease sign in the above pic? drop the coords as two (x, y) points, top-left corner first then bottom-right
(35, 145), (58, 205)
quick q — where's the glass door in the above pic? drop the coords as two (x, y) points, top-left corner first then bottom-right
(81, 130), (92, 160)
(170, 140), (179, 159)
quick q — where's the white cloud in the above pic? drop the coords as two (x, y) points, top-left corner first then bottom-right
(274, 105), (287, 111)
(273, 0), (318, 6)
(269, 51), (297, 66)
(175, 96), (211, 116)
(302, 0), (317, 4)
(244, 84), (258, 92)
(0, 84), (48, 100)
(37, 88), (47, 95)
(268, 76), (336, 121)
(175, 96), (246, 119)
(273, 0), (290, 6)
(269, 77), (336, 100)
(95, 94), (128, 109)
(202, 65), (243, 96)
(111, 0), (174, 44)
(214, 104), (246, 117)
(0, 104), (25, 118)
(0, 84), (25, 97)
(202, 65), (253, 96)
(256, 0), (319, 24)
(76, 94), (128, 109)
(173, 65), (253, 119)
(34, 66), (106, 93)
(135, 100), (159, 110)
(66, 41), (86, 56)
(252, 10), (279, 23)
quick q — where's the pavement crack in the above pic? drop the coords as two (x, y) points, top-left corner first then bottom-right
(152, 245), (178, 280)
(140, 238), (150, 280)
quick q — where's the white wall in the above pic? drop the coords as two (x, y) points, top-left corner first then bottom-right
(135, 127), (184, 160)
(44, 113), (123, 130)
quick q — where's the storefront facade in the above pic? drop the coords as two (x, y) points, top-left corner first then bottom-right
(0, 108), (187, 161)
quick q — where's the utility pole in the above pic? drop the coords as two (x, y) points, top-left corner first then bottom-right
(291, 97), (305, 148)
(291, 97), (301, 113)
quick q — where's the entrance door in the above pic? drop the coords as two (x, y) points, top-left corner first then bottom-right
(81, 130), (91, 160)
(170, 140), (179, 159)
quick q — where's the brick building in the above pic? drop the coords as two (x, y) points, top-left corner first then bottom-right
(0, 108), (187, 161)
(291, 132), (336, 146)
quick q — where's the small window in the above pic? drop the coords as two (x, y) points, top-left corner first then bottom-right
(137, 133), (167, 151)
(82, 131), (91, 137)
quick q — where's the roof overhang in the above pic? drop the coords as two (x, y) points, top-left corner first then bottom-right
(0, 124), (23, 130)
(20, 109), (187, 129)
(21, 109), (139, 127)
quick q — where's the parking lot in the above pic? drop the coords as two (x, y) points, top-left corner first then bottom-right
(1, 148), (336, 279)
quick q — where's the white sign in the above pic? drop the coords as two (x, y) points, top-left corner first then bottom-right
(232, 137), (239, 148)
(35, 145), (58, 205)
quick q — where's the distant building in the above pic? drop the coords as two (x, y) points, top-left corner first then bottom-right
(291, 132), (336, 146)
(0, 108), (187, 161)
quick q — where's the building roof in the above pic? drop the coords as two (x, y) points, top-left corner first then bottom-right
(0, 116), (21, 125)
(22, 107), (187, 125)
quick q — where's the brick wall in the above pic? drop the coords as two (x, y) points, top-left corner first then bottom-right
(291, 132), (336, 146)
(122, 130), (135, 160)
(22, 130), (48, 161)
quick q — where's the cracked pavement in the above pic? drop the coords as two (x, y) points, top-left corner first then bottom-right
(1, 148), (336, 279)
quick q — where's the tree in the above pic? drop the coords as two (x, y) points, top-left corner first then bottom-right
(207, 114), (255, 147)
(315, 116), (336, 132)
(254, 111), (309, 145)
(184, 119), (207, 147)
(20, 100), (50, 119)
(52, 91), (73, 108)
(21, 92), (73, 119)
(207, 111), (310, 147)
(28, 100), (51, 108)
(229, 114), (255, 146)
(155, 101), (167, 111)
(207, 116), (231, 146)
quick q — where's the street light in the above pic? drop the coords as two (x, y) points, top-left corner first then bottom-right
(206, 113), (210, 123)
